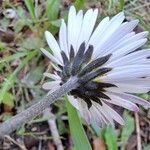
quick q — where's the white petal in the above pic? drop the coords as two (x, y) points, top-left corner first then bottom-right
(105, 92), (139, 112)
(93, 102), (114, 126)
(89, 106), (106, 127)
(104, 77), (150, 93)
(107, 86), (149, 93)
(51, 63), (62, 71)
(72, 10), (83, 52)
(77, 9), (98, 49)
(105, 31), (148, 58)
(45, 31), (62, 63)
(88, 17), (110, 46)
(96, 20), (139, 57)
(81, 109), (92, 124)
(109, 92), (150, 107)
(92, 12), (126, 58)
(102, 102), (124, 125)
(59, 19), (69, 57)
(67, 95), (79, 110)
(105, 49), (150, 68)
(78, 99), (92, 124)
(40, 48), (62, 65)
(103, 65), (150, 81)
(107, 77), (150, 86)
(67, 6), (76, 51)
(43, 73), (61, 80)
(110, 31), (148, 52)
(110, 39), (147, 60)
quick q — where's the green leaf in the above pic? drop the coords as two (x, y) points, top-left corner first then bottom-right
(119, 0), (125, 10)
(17, 126), (26, 135)
(65, 95), (92, 150)
(2, 92), (14, 107)
(25, 0), (36, 20)
(121, 111), (135, 150)
(104, 125), (118, 150)
(139, 93), (150, 100)
(74, 0), (85, 10)
(51, 19), (61, 28)
(46, 0), (60, 21)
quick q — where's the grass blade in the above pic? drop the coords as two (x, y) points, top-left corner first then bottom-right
(0, 50), (37, 104)
(0, 52), (27, 63)
(25, 0), (36, 20)
(74, 0), (85, 10)
(119, 0), (125, 10)
(46, 0), (60, 21)
(121, 111), (135, 150)
(65, 95), (92, 150)
(104, 125), (117, 150)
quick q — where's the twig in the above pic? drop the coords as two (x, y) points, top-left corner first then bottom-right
(0, 77), (78, 139)
(134, 112), (142, 150)
(4, 135), (28, 150)
(38, 140), (42, 150)
(44, 108), (64, 150)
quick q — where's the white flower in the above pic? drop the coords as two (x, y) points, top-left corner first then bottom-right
(41, 6), (150, 127)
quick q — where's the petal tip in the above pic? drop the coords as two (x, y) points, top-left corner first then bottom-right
(45, 30), (49, 35)
(40, 48), (46, 53)
(120, 119), (125, 125)
(133, 106), (139, 112)
(134, 19), (139, 24)
(69, 5), (76, 12)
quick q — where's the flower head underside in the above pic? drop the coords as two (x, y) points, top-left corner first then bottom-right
(41, 6), (150, 127)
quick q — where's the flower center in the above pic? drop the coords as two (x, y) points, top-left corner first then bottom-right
(58, 42), (114, 108)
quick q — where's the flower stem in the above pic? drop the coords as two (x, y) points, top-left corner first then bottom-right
(0, 77), (79, 139)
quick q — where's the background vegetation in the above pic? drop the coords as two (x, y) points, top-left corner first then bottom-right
(0, 0), (150, 149)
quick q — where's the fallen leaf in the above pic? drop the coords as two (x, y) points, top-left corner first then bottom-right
(47, 141), (55, 150)
(93, 137), (106, 150)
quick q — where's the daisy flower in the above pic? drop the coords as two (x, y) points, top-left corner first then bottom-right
(41, 6), (150, 127)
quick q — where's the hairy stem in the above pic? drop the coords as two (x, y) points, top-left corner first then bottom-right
(0, 77), (78, 139)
